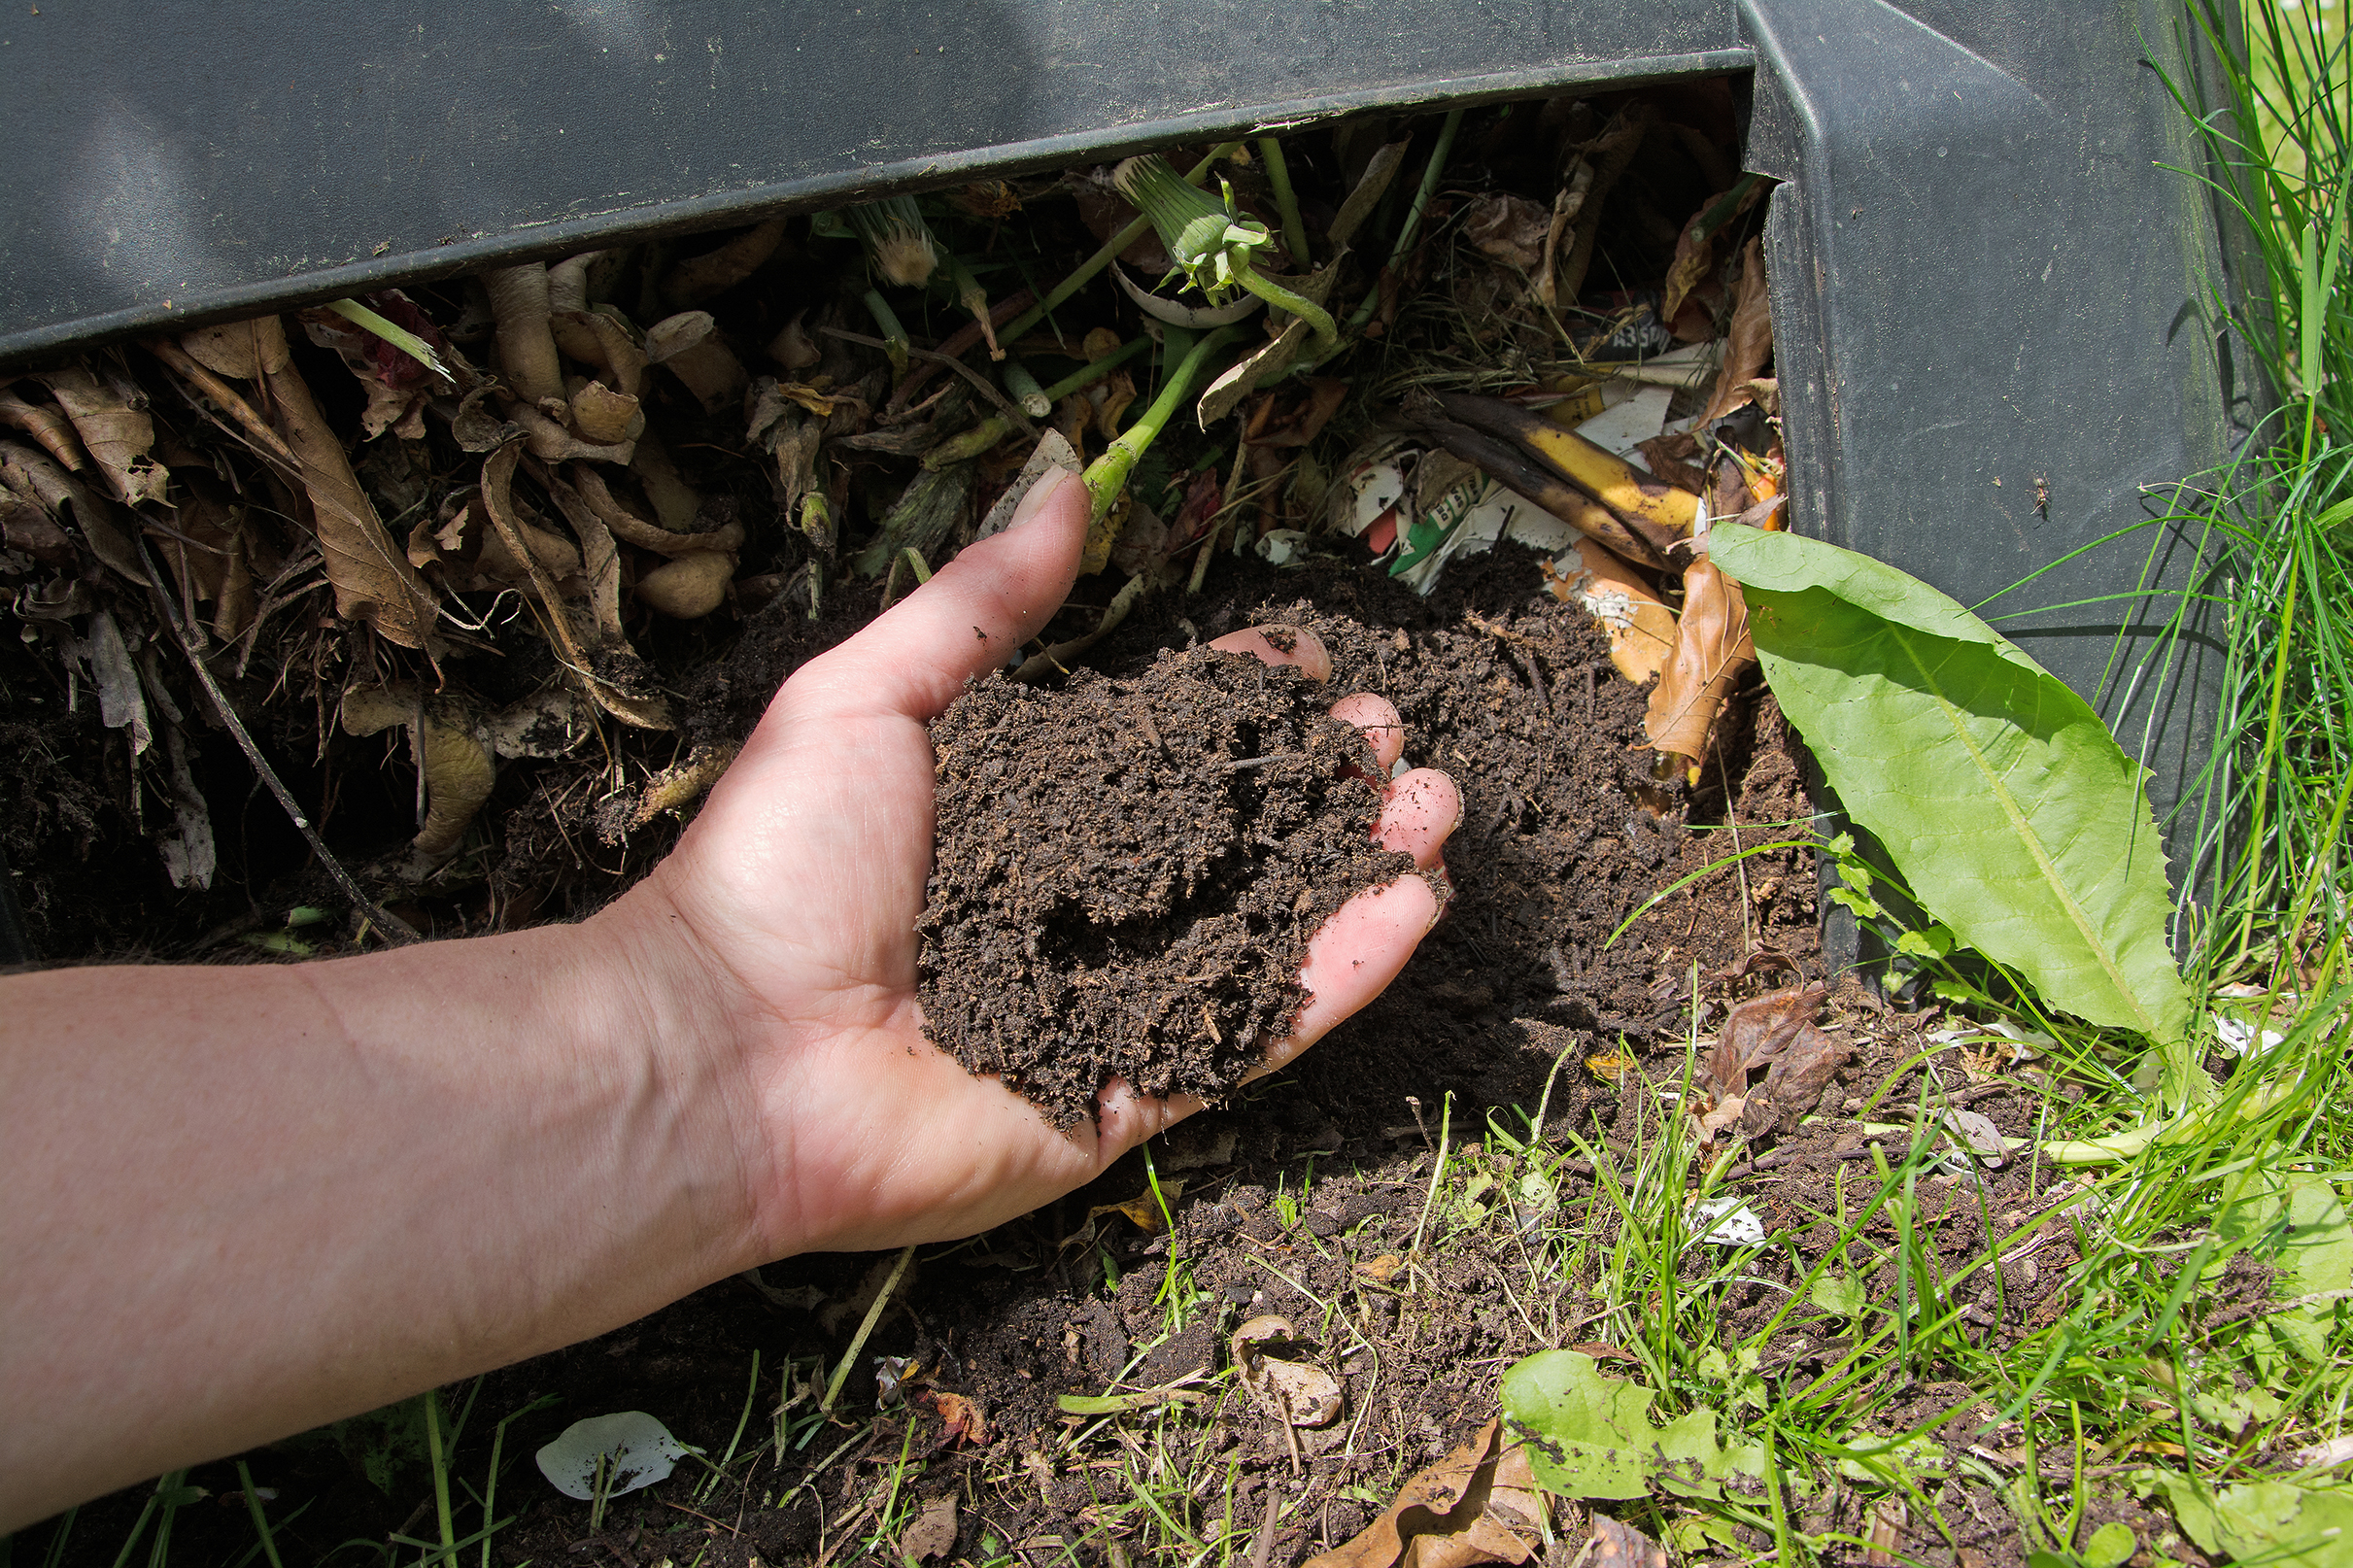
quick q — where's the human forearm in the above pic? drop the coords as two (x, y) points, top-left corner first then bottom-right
(0, 894), (752, 1530)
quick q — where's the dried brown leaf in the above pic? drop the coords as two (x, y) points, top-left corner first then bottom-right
(901, 1491), (959, 1561)
(1586, 1515), (1671, 1568)
(263, 348), (437, 649)
(1198, 262), (1341, 427)
(1634, 429), (1709, 494)
(1, 438), (148, 585)
(919, 1389), (992, 1449)
(1709, 982), (1830, 1097)
(1302, 1419), (1544, 1568)
(338, 685), (494, 867)
(1645, 555), (1755, 762)
(178, 319), (290, 380)
(1463, 192), (1552, 271)
(0, 392), (89, 471)
(662, 216), (788, 310)
(38, 366), (167, 506)
(1545, 538), (1676, 685)
(1703, 237), (1774, 423)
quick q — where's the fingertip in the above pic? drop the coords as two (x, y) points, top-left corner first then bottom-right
(1373, 767), (1462, 869)
(1209, 624), (1331, 682)
(1329, 692), (1404, 770)
(1287, 874), (1444, 1045)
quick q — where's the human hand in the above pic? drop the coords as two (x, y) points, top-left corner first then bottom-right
(621, 467), (1460, 1261)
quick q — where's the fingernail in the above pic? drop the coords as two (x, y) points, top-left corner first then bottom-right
(1006, 463), (1079, 533)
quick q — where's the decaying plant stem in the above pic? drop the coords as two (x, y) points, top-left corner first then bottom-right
(482, 264), (565, 407)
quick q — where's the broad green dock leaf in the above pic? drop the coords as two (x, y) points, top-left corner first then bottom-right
(1499, 1350), (1760, 1501)
(1710, 524), (2189, 1049)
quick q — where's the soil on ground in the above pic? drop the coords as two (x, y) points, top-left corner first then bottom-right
(920, 648), (1414, 1127)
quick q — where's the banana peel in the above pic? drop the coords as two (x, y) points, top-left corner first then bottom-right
(1434, 390), (1697, 555)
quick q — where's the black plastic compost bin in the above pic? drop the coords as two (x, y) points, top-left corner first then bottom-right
(0, 0), (2252, 964)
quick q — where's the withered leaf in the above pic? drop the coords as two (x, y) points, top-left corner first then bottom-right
(1703, 237), (1774, 423)
(36, 367), (167, 508)
(1231, 1315), (1344, 1430)
(0, 391), (90, 471)
(918, 1389), (991, 1448)
(901, 1492), (959, 1562)
(1586, 1515), (1671, 1568)
(1198, 261), (1342, 427)
(340, 685), (494, 868)
(1546, 537), (1676, 685)
(1645, 555), (1755, 763)
(1708, 982), (1829, 1097)
(1303, 1418), (1545, 1568)
(1, 438), (148, 585)
(1463, 192), (1552, 271)
(262, 340), (438, 650)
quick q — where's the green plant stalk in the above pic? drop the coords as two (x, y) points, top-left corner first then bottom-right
(1000, 357), (1048, 416)
(2236, 550), (2302, 962)
(922, 336), (1149, 468)
(697, 1349), (763, 1504)
(234, 1462), (287, 1568)
(997, 143), (1243, 346)
(39, 1506), (79, 1568)
(587, 1451), (612, 1535)
(1081, 324), (1247, 525)
(1257, 135), (1312, 266)
(324, 297), (451, 383)
(1346, 107), (1465, 334)
(477, 1401), (548, 1568)
(820, 1242), (916, 1413)
(425, 1388), (457, 1565)
(1232, 266), (1339, 353)
(862, 289), (910, 378)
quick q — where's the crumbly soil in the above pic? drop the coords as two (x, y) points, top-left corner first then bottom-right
(919, 651), (1414, 1127)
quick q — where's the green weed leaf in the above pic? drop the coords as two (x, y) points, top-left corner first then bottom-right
(2083, 1521), (2136, 1568)
(2141, 1473), (2353, 1565)
(1499, 1350), (1758, 1502)
(1711, 524), (2190, 1049)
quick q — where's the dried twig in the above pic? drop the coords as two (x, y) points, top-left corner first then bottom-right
(820, 326), (1037, 441)
(130, 532), (420, 943)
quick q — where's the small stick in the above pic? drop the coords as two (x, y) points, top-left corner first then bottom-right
(820, 1244), (917, 1414)
(131, 533), (420, 944)
(886, 288), (1036, 411)
(821, 325), (1037, 440)
(145, 338), (301, 469)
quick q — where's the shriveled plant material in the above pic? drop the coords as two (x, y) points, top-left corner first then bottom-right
(917, 646), (1414, 1127)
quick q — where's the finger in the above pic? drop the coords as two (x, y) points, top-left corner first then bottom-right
(1328, 692), (1403, 771)
(793, 464), (1087, 721)
(1279, 875), (1447, 1059)
(1208, 624), (1331, 682)
(1372, 767), (1461, 869)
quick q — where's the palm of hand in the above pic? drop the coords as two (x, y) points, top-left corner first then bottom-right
(640, 473), (1457, 1258)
